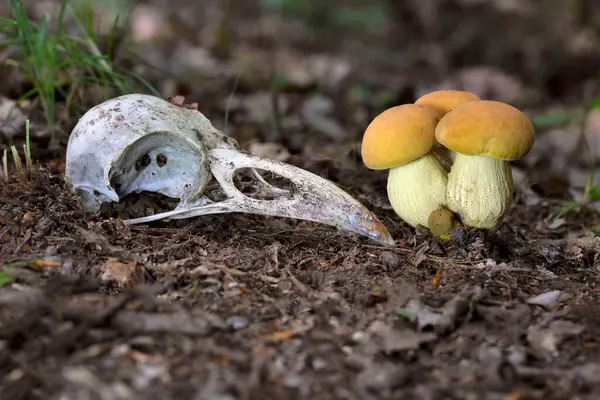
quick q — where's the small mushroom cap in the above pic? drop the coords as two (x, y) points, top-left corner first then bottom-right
(415, 90), (481, 117)
(428, 208), (456, 239)
(361, 104), (440, 170)
(435, 100), (535, 160)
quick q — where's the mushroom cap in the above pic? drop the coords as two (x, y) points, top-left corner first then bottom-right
(428, 207), (456, 239)
(435, 100), (535, 160)
(415, 90), (481, 117)
(361, 104), (440, 170)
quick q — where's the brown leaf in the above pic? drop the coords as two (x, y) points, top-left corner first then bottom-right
(367, 320), (437, 353)
(263, 330), (297, 342)
(30, 259), (61, 268)
(112, 311), (213, 336)
(565, 234), (600, 262)
(248, 142), (291, 162)
(527, 320), (585, 360)
(97, 257), (145, 288)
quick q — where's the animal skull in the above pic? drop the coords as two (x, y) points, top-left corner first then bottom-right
(65, 94), (394, 245)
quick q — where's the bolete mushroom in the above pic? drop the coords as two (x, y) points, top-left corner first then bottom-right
(415, 90), (481, 116)
(361, 104), (448, 230)
(434, 100), (535, 229)
(415, 90), (482, 167)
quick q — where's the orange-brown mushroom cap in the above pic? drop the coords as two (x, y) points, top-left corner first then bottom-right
(361, 104), (440, 170)
(415, 90), (481, 117)
(435, 100), (535, 161)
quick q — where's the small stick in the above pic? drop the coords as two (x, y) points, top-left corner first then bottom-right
(24, 119), (32, 175)
(23, 144), (30, 176)
(1, 149), (7, 181)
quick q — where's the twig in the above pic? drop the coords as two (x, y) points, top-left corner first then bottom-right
(213, 263), (248, 277)
(360, 243), (476, 266)
(127, 225), (190, 235)
(23, 119), (32, 175)
(285, 266), (309, 294)
(1, 149), (7, 181)
(269, 242), (281, 270)
(250, 168), (290, 195)
(13, 228), (32, 256)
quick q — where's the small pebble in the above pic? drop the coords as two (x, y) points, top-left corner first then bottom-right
(311, 357), (327, 371)
(527, 290), (562, 309)
(283, 373), (303, 388)
(351, 331), (367, 343)
(450, 227), (468, 245)
(227, 316), (249, 330)
(201, 278), (222, 293)
(380, 251), (401, 268)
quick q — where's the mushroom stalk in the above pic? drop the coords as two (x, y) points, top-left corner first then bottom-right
(387, 152), (448, 229)
(446, 153), (513, 229)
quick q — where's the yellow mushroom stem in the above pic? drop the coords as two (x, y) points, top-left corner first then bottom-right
(446, 153), (513, 229)
(387, 152), (448, 229)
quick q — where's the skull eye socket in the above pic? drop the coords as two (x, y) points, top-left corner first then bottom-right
(135, 154), (151, 171)
(156, 153), (168, 167)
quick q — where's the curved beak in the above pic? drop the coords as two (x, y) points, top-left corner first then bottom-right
(123, 148), (395, 246)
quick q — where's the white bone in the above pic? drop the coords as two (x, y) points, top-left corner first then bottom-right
(65, 94), (394, 246)
(122, 148), (394, 245)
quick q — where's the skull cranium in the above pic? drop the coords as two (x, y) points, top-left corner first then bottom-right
(65, 94), (394, 245)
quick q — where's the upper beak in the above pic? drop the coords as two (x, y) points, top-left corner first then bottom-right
(122, 148), (395, 246)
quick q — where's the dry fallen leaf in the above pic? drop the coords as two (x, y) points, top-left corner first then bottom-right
(417, 65), (530, 106)
(301, 95), (346, 141)
(527, 320), (585, 361)
(30, 259), (61, 268)
(0, 96), (30, 138)
(527, 290), (563, 310)
(97, 257), (145, 288)
(398, 287), (482, 334)
(431, 267), (443, 289)
(275, 50), (352, 89)
(504, 388), (522, 400)
(263, 330), (298, 343)
(571, 363), (600, 387)
(367, 320), (437, 353)
(248, 142), (291, 162)
(565, 234), (600, 263)
(130, 4), (173, 42)
(112, 311), (213, 336)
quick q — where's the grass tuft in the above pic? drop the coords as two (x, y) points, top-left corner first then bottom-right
(0, 271), (15, 287)
(0, 0), (159, 137)
(2, 118), (34, 183)
(10, 143), (24, 181)
(23, 119), (32, 171)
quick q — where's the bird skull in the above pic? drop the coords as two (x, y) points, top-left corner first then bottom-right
(65, 94), (394, 246)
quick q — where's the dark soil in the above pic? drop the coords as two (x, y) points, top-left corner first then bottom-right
(2, 1), (600, 399)
(2, 161), (600, 400)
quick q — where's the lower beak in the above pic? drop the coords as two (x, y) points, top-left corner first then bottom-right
(123, 148), (395, 246)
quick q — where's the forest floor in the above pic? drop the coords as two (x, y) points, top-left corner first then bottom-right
(1, 1), (600, 399)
